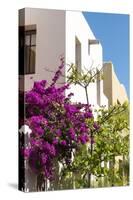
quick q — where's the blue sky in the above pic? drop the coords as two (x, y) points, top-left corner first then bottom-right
(83, 12), (129, 97)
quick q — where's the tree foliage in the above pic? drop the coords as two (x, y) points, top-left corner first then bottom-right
(20, 61), (129, 190)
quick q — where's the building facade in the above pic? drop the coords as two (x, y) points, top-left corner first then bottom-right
(103, 62), (128, 106)
(19, 8), (129, 191)
(19, 8), (108, 108)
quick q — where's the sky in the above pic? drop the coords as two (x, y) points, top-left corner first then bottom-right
(83, 12), (129, 97)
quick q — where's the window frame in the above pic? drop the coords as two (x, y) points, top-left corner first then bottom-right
(19, 25), (36, 75)
(24, 29), (36, 75)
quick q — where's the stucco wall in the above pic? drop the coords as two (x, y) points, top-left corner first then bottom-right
(103, 62), (128, 106)
(19, 8), (108, 107)
(19, 8), (66, 91)
(65, 11), (108, 107)
(112, 69), (128, 104)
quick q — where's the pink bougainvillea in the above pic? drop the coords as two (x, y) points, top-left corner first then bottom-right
(20, 58), (98, 180)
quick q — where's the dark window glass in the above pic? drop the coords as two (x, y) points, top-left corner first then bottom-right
(19, 27), (36, 75)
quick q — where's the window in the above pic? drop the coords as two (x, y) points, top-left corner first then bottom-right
(75, 37), (81, 72)
(19, 25), (36, 75)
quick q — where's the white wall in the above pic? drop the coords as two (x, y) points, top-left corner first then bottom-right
(19, 8), (108, 107)
(19, 8), (66, 91)
(65, 11), (108, 107)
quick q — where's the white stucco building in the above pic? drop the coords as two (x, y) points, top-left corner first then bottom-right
(19, 8), (108, 108)
(19, 8), (129, 192)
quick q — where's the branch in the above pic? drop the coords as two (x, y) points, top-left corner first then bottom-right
(85, 64), (103, 88)
(44, 68), (66, 78)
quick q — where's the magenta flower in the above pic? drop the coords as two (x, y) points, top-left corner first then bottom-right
(78, 133), (89, 144)
(21, 58), (98, 180)
(34, 127), (44, 136)
(61, 140), (67, 146)
(84, 111), (93, 118)
(23, 148), (31, 159)
(56, 129), (62, 136)
(93, 122), (100, 130)
(52, 138), (58, 145)
(41, 154), (48, 164)
(68, 128), (76, 140)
